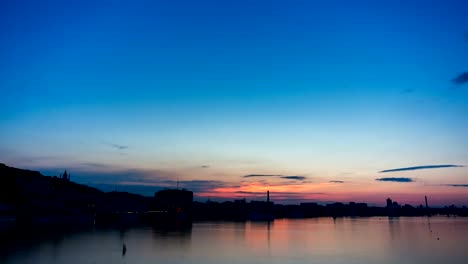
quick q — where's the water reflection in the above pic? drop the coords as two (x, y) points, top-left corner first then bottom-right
(388, 217), (401, 241)
(0, 217), (467, 264)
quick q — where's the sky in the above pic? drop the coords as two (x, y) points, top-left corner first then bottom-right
(1, 0), (467, 206)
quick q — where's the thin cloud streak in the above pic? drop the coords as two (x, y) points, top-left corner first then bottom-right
(243, 174), (307, 181)
(329, 180), (344, 183)
(280, 176), (306, 180)
(379, 164), (463, 173)
(243, 174), (281, 178)
(375, 177), (414, 182)
(92, 180), (233, 197)
(444, 184), (468, 187)
(235, 191), (324, 195)
(111, 144), (128, 150)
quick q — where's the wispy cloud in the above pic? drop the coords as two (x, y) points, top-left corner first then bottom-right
(201, 165), (210, 169)
(451, 72), (468, 86)
(243, 174), (281, 178)
(174, 180), (231, 192)
(329, 180), (344, 183)
(111, 143), (128, 150)
(235, 191), (324, 195)
(243, 174), (307, 181)
(280, 176), (306, 180)
(379, 164), (463, 173)
(43, 165), (183, 188)
(92, 180), (231, 196)
(444, 184), (468, 187)
(79, 162), (112, 169)
(375, 177), (414, 182)
(78, 166), (233, 196)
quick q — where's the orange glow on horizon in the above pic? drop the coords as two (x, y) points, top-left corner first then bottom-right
(195, 180), (468, 206)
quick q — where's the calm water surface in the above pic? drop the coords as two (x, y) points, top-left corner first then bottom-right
(1, 217), (467, 264)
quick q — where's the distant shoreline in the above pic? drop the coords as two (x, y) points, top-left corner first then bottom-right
(1, 163), (467, 230)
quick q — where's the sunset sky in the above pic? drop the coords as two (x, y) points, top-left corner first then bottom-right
(1, 0), (467, 206)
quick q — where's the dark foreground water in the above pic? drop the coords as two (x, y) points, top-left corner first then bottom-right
(1, 217), (467, 264)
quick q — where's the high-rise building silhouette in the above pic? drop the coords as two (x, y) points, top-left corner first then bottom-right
(386, 198), (392, 208)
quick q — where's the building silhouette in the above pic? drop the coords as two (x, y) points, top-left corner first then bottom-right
(386, 198), (393, 208)
(154, 189), (193, 222)
(60, 170), (71, 181)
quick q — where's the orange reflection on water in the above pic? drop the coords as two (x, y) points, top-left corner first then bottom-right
(187, 217), (468, 264)
(2, 218), (468, 264)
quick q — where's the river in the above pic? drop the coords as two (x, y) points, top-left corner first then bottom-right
(1, 217), (466, 264)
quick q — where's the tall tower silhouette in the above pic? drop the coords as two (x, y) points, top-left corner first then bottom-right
(425, 196), (430, 216)
(61, 170), (70, 181)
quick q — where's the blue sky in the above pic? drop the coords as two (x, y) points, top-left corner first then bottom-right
(1, 0), (467, 205)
